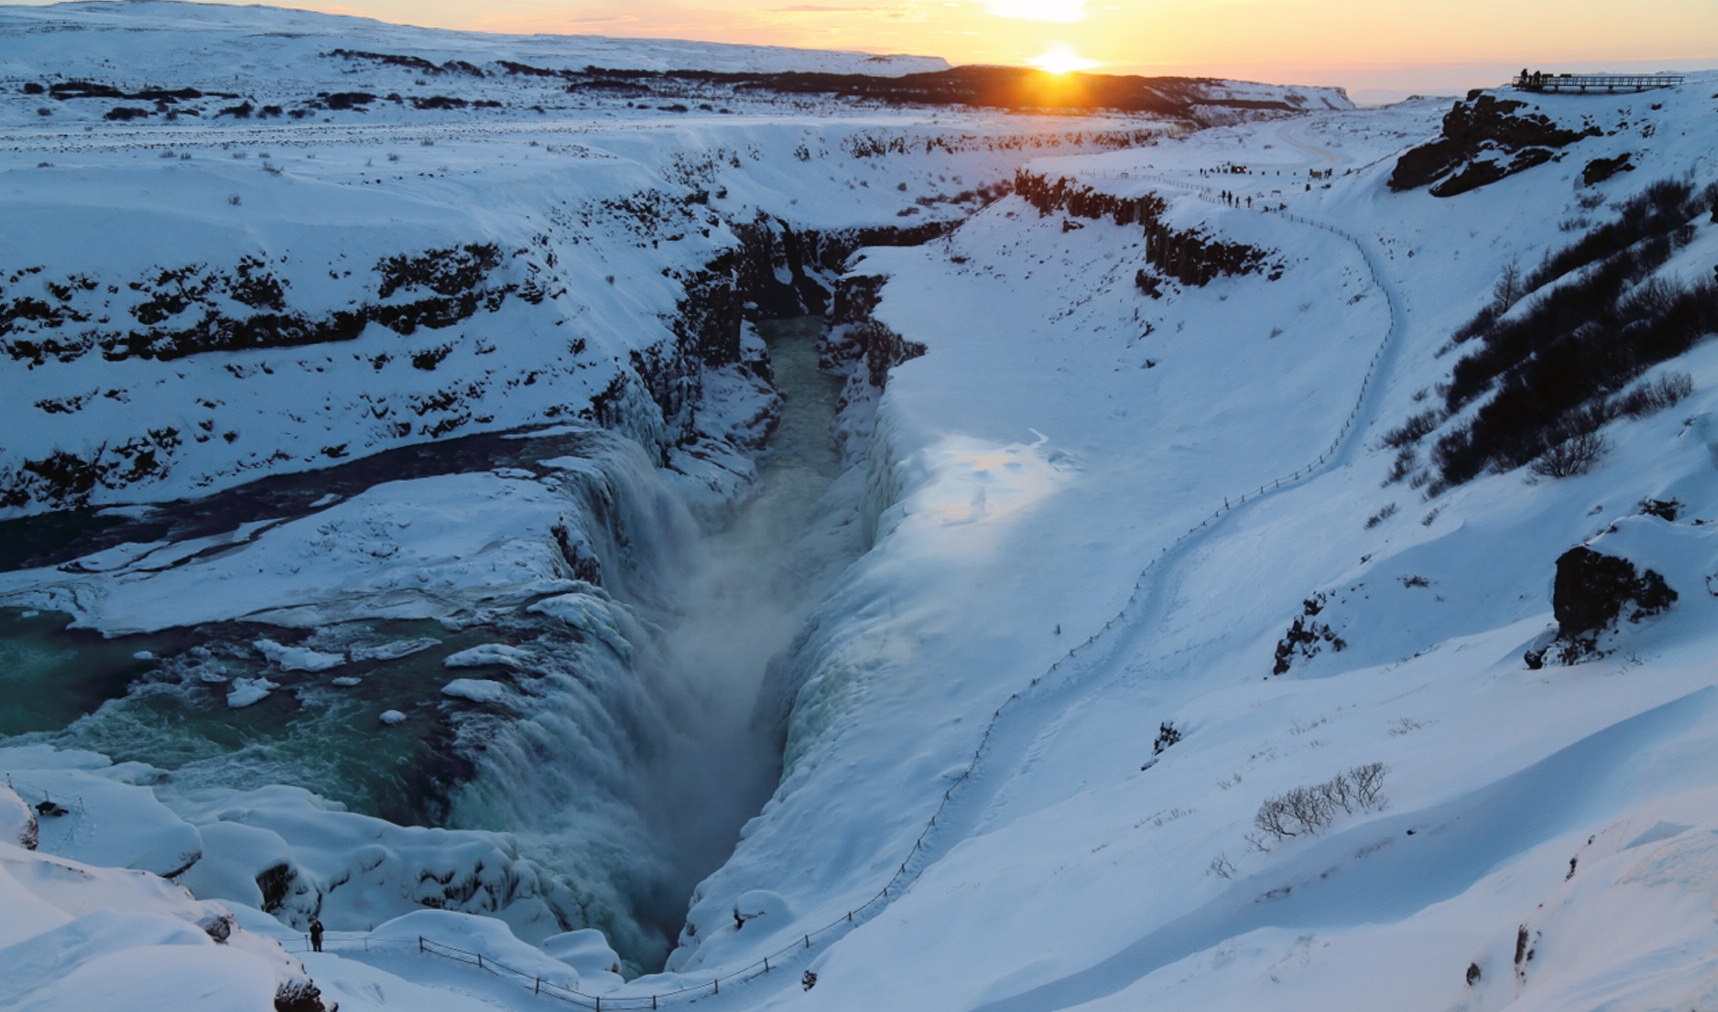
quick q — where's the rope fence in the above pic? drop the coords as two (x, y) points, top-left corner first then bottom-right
(3, 775), (89, 815)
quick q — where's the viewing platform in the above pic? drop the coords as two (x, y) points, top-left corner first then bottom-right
(1512, 72), (1685, 93)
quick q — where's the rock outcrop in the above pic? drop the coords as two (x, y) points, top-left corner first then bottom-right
(1550, 545), (1678, 661)
(1389, 94), (1601, 196)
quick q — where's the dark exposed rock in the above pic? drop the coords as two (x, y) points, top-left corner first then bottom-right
(538, 64), (1330, 120)
(1272, 593), (1347, 675)
(826, 272), (926, 387)
(1430, 147), (1555, 198)
(1389, 94), (1600, 195)
(274, 978), (334, 1012)
(256, 862), (301, 915)
(1550, 545), (1677, 660)
(732, 216), (957, 320)
(831, 272), (886, 328)
(855, 319), (926, 389)
(326, 48), (483, 77)
(1582, 153), (1634, 186)
(671, 251), (744, 369)
(1015, 169), (1279, 286)
(2, 245), (509, 371)
(197, 911), (235, 943)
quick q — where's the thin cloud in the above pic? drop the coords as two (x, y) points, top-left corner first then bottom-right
(983, 0), (1087, 23)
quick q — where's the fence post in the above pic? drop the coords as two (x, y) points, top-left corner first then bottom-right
(714, 978), (719, 995)
(804, 935), (812, 949)
(765, 956), (771, 972)
(477, 953), (484, 971)
(418, 936), (425, 953)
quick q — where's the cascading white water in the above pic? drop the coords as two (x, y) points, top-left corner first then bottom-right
(639, 316), (849, 920)
(437, 316), (852, 968)
(0, 318), (854, 975)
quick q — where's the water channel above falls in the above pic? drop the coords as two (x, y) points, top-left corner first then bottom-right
(0, 316), (852, 971)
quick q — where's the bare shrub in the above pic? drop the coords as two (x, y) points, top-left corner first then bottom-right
(1383, 446), (1416, 485)
(1381, 409), (1442, 449)
(1492, 261), (1523, 314)
(1616, 371), (1693, 418)
(1252, 763), (1388, 846)
(1530, 431), (1608, 478)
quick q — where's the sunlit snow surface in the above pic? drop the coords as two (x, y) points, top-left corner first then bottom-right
(4, 2), (1718, 1009)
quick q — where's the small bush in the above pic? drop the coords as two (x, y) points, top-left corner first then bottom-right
(1381, 409), (1442, 449)
(1530, 431), (1608, 478)
(1383, 446), (1417, 485)
(1252, 763), (1388, 845)
(410, 343), (452, 370)
(1492, 261), (1523, 313)
(1364, 503), (1399, 528)
(1615, 371), (1693, 418)
(1418, 175), (1718, 492)
(1637, 497), (1681, 521)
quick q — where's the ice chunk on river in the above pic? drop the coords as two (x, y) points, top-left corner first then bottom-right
(440, 678), (509, 704)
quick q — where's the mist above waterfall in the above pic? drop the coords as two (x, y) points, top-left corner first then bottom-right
(637, 317), (854, 954)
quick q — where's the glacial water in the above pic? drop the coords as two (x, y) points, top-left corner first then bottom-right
(0, 316), (853, 972)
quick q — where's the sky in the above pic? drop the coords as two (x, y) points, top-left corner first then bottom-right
(23, 0), (1718, 103)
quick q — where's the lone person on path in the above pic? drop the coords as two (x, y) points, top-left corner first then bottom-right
(309, 918), (324, 953)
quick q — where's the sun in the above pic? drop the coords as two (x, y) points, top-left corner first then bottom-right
(1029, 45), (1100, 75)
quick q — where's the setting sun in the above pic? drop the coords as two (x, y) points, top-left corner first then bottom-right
(1030, 44), (1100, 75)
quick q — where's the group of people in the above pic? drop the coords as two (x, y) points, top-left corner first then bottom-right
(1217, 190), (1253, 209)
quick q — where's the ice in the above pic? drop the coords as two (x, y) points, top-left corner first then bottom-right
(225, 677), (279, 709)
(439, 679), (510, 704)
(254, 639), (348, 673)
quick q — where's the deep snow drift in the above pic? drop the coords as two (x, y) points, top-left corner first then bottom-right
(4, 2), (1718, 1009)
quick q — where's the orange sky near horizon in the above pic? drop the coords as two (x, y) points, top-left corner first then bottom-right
(22, 0), (1718, 98)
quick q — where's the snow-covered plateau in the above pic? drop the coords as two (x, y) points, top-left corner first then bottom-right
(3, 2), (1717, 1009)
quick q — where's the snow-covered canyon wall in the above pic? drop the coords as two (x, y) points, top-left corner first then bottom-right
(3, 1), (1342, 993)
(655, 76), (1718, 1012)
(0, 0), (1313, 519)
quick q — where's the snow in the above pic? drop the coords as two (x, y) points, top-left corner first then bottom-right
(664, 73), (1718, 1010)
(224, 677), (278, 708)
(0, 758), (202, 878)
(2, 2), (1717, 1009)
(439, 678), (510, 704)
(0, 784), (36, 848)
(253, 639), (348, 673)
(0, 839), (317, 1011)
